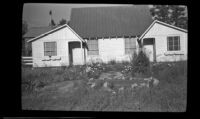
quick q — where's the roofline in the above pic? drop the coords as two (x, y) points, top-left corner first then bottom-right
(139, 20), (188, 40)
(27, 24), (85, 43)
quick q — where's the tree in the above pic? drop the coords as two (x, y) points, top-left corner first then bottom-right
(22, 20), (28, 55)
(22, 20), (28, 36)
(150, 5), (188, 29)
(49, 19), (56, 26)
(49, 10), (56, 27)
(58, 18), (67, 26)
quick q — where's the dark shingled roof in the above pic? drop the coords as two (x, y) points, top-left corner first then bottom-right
(23, 26), (57, 38)
(69, 5), (153, 39)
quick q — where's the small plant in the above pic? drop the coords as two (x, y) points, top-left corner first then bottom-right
(131, 50), (150, 77)
(108, 60), (117, 65)
(85, 62), (105, 79)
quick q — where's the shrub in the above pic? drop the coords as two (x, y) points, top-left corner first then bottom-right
(153, 61), (187, 83)
(108, 60), (117, 65)
(86, 62), (105, 79)
(130, 50), (150, 77)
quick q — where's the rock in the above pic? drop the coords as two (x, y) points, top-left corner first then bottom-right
(131, 83), (138, 88)
(103, 82), (113, 92)
(153, 78), (159, 86)
(140, 83), (146, 87)
(119, 87), (124, 91)
(129, 77), (133, 80)
(121, 76), (125, 80)
(112, 91), (116, 94)
(89, 78), (94, 81)
(103, 82), (109, 88)
(144, 77), (153, 82)
(113, 72), (124, 80)
(91, 83), (96, 88)
(99, 73), (112, 80)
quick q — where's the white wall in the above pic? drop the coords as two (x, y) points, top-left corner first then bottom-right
(86, 37), (138, 63)
(32, 26), (83, 67)
(142, 23), (187, 62)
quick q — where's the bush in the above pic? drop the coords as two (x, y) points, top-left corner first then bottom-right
(155, 61), (187, 83)
(86, 62), (105, 79)
(108, 60), (117, 65)
(131, 51), (150, 77)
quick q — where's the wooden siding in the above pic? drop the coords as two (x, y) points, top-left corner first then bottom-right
(32, 26), (84, 67)
(142, 22), (187, 62)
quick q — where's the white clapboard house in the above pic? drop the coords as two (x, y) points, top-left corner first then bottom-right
(24, 5), (187, 67)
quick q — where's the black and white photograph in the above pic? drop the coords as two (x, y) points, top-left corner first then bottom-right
(21, 3), (188, 112)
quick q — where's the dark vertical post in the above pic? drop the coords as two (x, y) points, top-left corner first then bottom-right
(153, 38), (156, 62)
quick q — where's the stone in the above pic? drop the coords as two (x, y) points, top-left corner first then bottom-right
(89, 78), (94, 81)
(119, 87), (124, 91)
(144, 77), (153, 82)
(140, 83), (146, 87)
(131, 83), (138, 88)
(99, 73), (112, 80)
(112, 91), (116, 94)
(103, 82), (109, 88)
(153, 78), (159, 86)
(113, 72), (124, 80)
(129, 77), (133, 80)
(91, 83), (96, 88)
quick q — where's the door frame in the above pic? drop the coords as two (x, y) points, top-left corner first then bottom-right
(142, 38), (156, 62)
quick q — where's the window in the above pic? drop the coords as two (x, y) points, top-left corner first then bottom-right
(87, 39), (99, 55)
(167, 36), (180, 51)
(125, 38), (136, 54)
(44, 42), (57, 56)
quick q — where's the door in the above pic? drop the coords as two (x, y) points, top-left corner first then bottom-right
(143, 38), (156, 62)
(143, 45), (154, 62)
(68, 41), (83, 65)
(72, 48), (84, 65)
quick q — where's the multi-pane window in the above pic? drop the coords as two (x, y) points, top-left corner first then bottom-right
(44, 42), (57, 56)
(125, 38), (136, 54)
(167, 36), (180, 51)
(87, 39), (99, 55)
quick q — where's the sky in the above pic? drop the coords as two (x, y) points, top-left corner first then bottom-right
(23, 3), (134, 28)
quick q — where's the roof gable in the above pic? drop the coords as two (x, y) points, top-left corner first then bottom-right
(23, 26), (57, 38)
(139, 20), (188, 40)
(27, 24), (85, 43)
(69, 6), (153, 38)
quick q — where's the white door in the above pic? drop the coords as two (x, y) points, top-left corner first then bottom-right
(143, 45), (154, 62)
(72, 48), (83, 65)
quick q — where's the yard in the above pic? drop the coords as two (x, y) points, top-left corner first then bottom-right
(22, 59), (187, 112)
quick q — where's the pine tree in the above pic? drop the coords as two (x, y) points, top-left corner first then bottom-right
(150, 5), (187, 29)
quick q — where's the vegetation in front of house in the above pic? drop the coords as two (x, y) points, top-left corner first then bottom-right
(22, 51), (187, 111)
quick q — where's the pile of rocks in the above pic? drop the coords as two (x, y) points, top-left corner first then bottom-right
(99, 71), (125, 80)
(87, 71), (159, 94)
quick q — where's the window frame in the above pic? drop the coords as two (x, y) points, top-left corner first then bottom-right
(167, 36), (181, 51)
(44, 41), (57, 56)
(124, 37), (136, 55)
(87, 39), (99, 55)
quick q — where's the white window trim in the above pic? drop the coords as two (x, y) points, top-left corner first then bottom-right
(44, 41), (57, 57)
(87, 38), (99, 56)
(167, 35), (181, 51)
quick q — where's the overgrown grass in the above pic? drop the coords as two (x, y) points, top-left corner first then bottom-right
(21, 65), (88, 94)
(22, 61), (187, 111)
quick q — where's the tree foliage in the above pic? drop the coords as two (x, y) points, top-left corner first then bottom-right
(49, 19), (56, 27)
(58, 18), (67, 26)
(49, 10), (56, 27)
(131, 51), (150, 77)
(22, 20), (28, 36)
(150, 5), (188, 29)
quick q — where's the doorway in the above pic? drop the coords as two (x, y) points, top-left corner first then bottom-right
(68, 42), (81, 65)
(143, 38), (156, 62)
